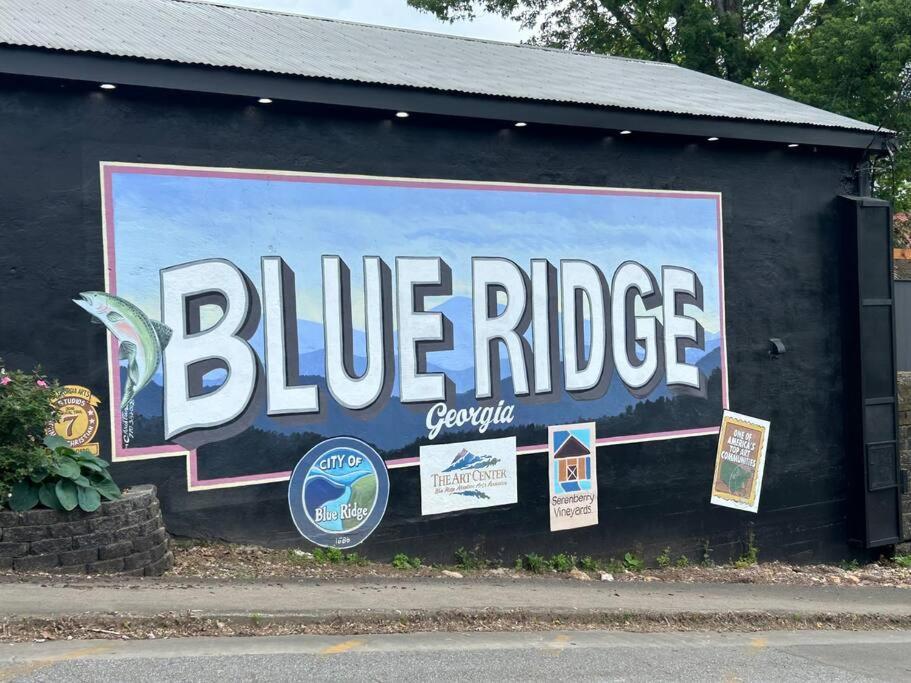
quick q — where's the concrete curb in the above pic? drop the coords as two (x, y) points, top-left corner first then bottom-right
(2, 577), (911, 639)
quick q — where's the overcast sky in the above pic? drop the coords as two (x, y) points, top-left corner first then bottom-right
(213, 0), (528, 42)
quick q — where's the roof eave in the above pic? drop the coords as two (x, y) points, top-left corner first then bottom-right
(0, 45), (892, 152)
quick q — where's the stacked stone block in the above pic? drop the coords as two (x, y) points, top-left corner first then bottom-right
(897, 373), (911, 550)
(0, 485), (171, 576)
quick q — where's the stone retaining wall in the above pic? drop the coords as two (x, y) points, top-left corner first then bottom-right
(0, 484), (172, 575)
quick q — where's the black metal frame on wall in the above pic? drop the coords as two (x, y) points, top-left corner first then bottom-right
(840, 195), (904, 547)
(0, 64), (894, 563)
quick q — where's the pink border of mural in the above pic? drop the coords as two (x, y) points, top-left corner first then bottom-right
(100, 162), (729, 491)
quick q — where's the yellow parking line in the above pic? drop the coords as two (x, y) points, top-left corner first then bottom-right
(546, 634), (571, 657)
(320, 639), (364, 655)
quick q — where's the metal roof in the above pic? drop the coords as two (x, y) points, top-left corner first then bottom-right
(0, 0), (881, 133)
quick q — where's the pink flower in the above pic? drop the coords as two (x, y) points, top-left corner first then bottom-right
(36, 379), (48, 388)
(0, 376), (10, 386)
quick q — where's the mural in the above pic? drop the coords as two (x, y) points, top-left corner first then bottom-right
(90, 162), (728, 491)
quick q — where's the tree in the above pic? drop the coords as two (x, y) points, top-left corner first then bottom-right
(780, 0), (911, 210)
(408, 0), (821, 86)
(408, 0), (911, 210)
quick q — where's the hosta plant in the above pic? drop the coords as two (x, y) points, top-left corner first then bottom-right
(8, 436), (121, 512)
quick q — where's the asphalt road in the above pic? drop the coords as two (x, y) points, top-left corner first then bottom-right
(3, 629), (911, 682)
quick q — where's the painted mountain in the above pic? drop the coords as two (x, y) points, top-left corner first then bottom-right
(443, 449), (500, 472)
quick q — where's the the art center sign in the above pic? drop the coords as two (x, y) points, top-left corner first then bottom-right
(90, 163), (728, 490)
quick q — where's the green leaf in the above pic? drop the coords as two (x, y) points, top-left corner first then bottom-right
(29, 469), (48, 484)
(51, 458), (81, 480)
(43, 435), (69, 450)
(77, 486), (101, 512)
(72, 475), (91, 488)
(9, 481), (39, 511)
(38, 482), (63, 510)
(79, 459), (106, 472)
(92, 477), (121, 501)
(55, 479), (79, 511)
(89, 469), (114, 485)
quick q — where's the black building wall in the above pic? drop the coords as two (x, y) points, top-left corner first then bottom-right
(0, 76), (864, 564)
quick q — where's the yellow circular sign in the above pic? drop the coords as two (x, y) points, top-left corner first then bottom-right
(46, 385), (101, 452)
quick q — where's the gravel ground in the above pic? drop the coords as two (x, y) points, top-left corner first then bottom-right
(4, 610), (911, 644)
(164, 541), (911, 588)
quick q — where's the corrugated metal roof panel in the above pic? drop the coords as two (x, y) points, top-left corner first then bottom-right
(0, 0), (881, 133)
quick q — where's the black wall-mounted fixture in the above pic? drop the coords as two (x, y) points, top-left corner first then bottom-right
(768, 338), (786, 358)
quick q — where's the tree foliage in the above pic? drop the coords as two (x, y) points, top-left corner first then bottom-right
(780, 0), (911, 209)
(408, 0), (911, 209)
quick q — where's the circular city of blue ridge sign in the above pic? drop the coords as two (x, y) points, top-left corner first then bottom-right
(288, 436), (389, 548)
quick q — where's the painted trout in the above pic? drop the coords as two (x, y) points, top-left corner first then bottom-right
(73, 291), (172, 409)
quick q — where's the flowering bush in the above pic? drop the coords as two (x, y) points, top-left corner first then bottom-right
(0, 361), (121, 510)
(0, 363), (60, 504)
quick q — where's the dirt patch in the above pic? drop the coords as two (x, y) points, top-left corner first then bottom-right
(4, 540), (909, 588)
(3, 610), (911, 644)
(163, 541), (911, 588)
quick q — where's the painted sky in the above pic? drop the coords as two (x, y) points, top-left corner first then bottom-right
(110, 170), (723, 337)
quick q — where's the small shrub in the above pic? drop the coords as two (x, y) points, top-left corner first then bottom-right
(894, 555), (911, 568)
(656, 547), (672, 569)
(839, 559), (860, 571)
(521, 553), (547, 574)
(343, 552), (368, 566)
(0, 363), (121, 512)
(700, 539), (714, 567)
(580, 556), (601, 572)
(0, 364), (59, 503)
(734, 528), (759, 568)
(675, 555), (690, 568)
(392, 553), (422, 570)
(313, 547), (344, 564)
(549, 553), (575, 572)
(605, 557), (626, 574)
(623, 552), (644, 572)
(454, 546), (486, 570)
(8, 436), (121, 512)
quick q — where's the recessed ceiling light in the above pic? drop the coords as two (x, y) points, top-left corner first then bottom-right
(707, 137), (719, 142)
(395, 111), (410, 118)
(258, 97), (272, 104)
(788, 143), (799, 148)
(619, 130), (632, 135)
(99, 83), (116, 90)
(514, 122), (527, 128)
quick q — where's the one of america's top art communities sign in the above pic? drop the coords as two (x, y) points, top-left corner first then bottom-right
(82, 163), (728, 491)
